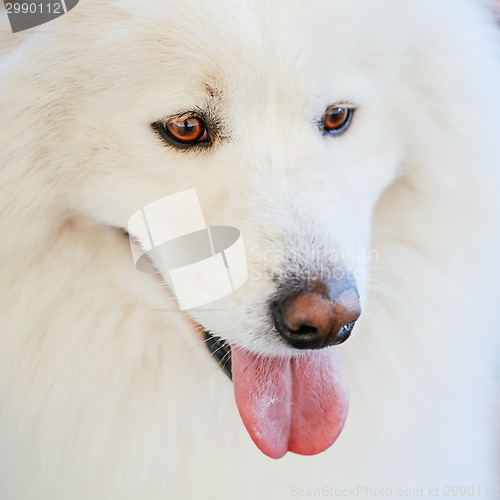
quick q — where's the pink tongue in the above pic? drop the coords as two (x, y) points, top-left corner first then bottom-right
(231, 346), (348, 459)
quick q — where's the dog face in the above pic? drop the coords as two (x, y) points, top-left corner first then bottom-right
(8, 0), (420, 457)
(45, 0), (412, 356)
(4, 0), (499, 463)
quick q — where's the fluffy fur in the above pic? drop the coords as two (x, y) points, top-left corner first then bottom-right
(0, 0), (499, 498)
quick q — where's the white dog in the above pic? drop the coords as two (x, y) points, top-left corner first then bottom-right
(0, 0), (499, 499)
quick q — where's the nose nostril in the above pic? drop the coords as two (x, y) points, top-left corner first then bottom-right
(294, 325), (317, 336)
(340, 322), (356, 334)
(291, 321), (356, 346)
(333, 321), (356, 345)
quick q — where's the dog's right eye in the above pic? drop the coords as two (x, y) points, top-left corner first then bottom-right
(153, 115), (210, 148)
(323, 105), (354, 136)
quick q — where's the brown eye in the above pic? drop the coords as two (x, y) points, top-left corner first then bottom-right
(162, 116), (208, 145)
(323, 106), (354, 135)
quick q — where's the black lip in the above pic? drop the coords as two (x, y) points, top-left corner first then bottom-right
(204, 331), (232, 380)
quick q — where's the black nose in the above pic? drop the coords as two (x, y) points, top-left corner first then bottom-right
(272, 278), (361, 349)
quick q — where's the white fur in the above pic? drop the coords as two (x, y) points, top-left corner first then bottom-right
(0, 0), (499, 498)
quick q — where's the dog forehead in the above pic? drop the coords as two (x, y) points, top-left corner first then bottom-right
(126, 0), (410, 97)
(108, 7), (329, 109)
(37, 0), (416, 115)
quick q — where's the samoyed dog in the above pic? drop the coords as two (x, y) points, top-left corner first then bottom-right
(0, 0), (499, 498)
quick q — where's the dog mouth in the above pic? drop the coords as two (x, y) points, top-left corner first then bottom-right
(203, 328), (349, 459)
(204, 331), (232, 380)
(204, 324), (356, 382)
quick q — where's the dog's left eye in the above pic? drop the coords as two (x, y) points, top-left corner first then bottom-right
(323, 106), (354, 136)
(153, 115), (210, 148)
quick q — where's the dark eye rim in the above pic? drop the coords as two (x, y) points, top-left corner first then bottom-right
(321, 105), (356, 137)
(152, 113), (212, 150)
